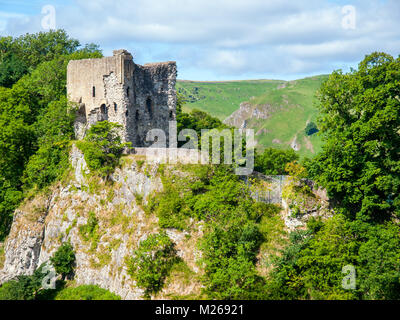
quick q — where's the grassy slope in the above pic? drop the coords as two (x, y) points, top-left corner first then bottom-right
(176, 80), (285, 120)
(177, 75), (328, 158)
(250, 75), (328, 158)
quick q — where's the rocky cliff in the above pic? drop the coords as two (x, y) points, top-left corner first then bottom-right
(0, 144), (331, 300)
(224, 102), (272, 129)
(0, 145), (202, 299)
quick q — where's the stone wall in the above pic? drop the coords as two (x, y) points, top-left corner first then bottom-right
(133, 147), (208, 164)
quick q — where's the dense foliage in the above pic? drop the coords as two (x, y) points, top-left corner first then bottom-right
(50, 242), (76, 280)
(126, 232), (179, 298)
(0, 30), (89, 88)
(254, 148), (299, 175)
(77, 121), (131, 177)
(53, 285), (121, 300)
(0, 265), (48, 300)
(1, 244), (78, 300)
(0, 52), (28, 88)
(147, 164), (281, 299)
(308, 52), (400, 221)
(0, 30), (102, 240)
(267, 52), (400, 300)
(200, 217), (266, 300)
(0, 278), (120, 301)
(22, 98), (76, 191)
(267, 215), (400, 300)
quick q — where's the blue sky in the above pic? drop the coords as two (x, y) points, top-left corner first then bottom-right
(0, 0), (399, 80)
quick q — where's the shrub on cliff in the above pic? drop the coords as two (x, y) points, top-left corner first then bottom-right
(77, 121), (131, 177)
(50, 242), (76, 280)
(126, 232), (179, 298)
(0, 264), (48, 300)
(147, 164), (280, 299)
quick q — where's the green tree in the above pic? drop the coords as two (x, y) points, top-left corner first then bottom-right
(309, 52), (400, 221)
(22, 98), (76, 191)
(304, 121), (319, 136)
(50, 242), (76, 280)
(267, 215), (400, 300)
(0, 52), (28, 88)
(76, 121), (131, 177)
(356, 221), (400, 299)
(12, 30), (81, 69)
(126, 232), (178, 298)
(0, 264), (48, 300)
(0, 30), (100, 87)
(200, 219), (265, 300)
(0, 85), (37, 239)
(254, 148), (299, 175)
(0, 31), (102, 239)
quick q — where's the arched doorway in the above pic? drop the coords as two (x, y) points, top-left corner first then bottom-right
(100, 104), (107, 115)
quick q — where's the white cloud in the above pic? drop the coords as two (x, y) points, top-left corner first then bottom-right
(1, 0), (399, 79)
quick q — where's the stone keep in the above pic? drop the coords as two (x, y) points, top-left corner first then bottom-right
(67, 49), (177, 147)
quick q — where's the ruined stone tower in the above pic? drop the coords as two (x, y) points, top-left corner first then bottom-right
(67, 49), (177, 147)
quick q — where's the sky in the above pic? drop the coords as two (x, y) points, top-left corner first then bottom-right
(0, 0), (399, 81)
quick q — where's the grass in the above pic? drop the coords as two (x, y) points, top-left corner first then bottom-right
(257, 210), (288, 277)
(54, 284), (121, 300)
(0, 244), (4, 269)
(178, 75), (329, 158)
(250, 75), (328, 158)
(177, 79), (284, 120)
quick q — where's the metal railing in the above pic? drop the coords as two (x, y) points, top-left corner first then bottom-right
(242, 175), (288, 204)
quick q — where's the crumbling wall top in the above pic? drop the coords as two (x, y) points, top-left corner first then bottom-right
(113, 49), (133, 60)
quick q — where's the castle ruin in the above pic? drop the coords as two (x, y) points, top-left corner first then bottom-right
(67, 49), (177, 147)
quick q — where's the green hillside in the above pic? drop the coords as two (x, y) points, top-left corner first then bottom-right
(176, 79), (285, 120)
(248, 75), (328, 158)
(177, 75), (329, 158)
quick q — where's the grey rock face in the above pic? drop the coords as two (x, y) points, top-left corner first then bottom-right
(0, 210), (45, 283)
(224, 102), (271, 129)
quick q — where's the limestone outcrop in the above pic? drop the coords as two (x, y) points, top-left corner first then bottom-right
(224, 102), (272, 129)
(0, 146), (202, 299)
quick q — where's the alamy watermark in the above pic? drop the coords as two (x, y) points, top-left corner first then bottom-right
(342, 265), (356, 290)
(341, 5), (356, 30)
(41, 262), (57, 290)
(41, 5), (56, 30)
(142, 121), (255, 176)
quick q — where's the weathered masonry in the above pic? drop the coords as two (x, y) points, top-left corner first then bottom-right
(67, 49), (177, 147)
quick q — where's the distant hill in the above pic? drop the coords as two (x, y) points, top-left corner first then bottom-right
(177, 75), (329, 158)
(176, 79), (285, 120)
